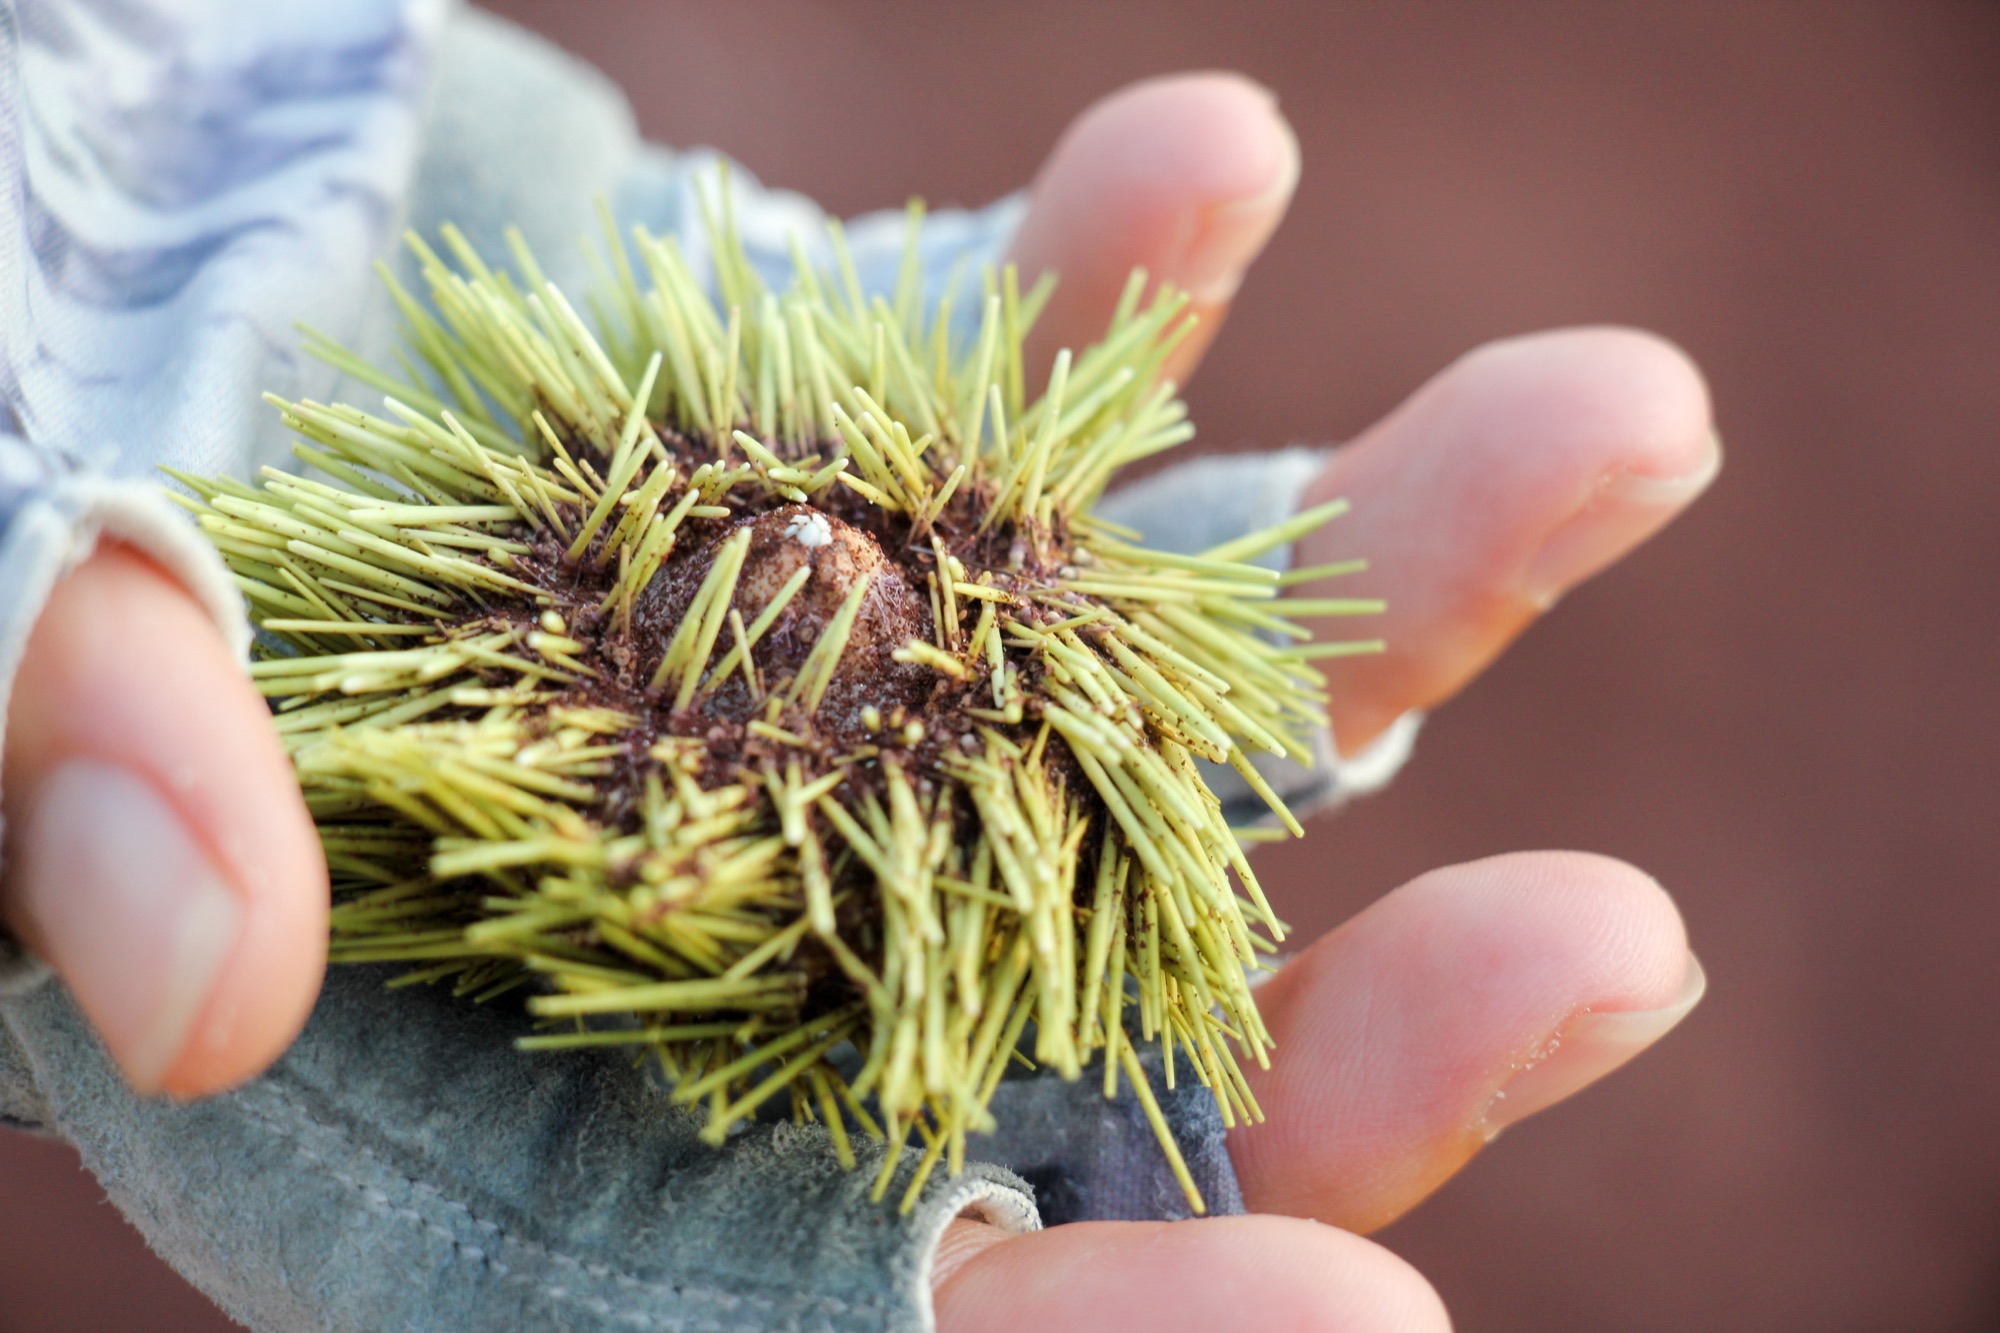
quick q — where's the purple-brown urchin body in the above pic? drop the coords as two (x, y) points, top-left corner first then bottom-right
(491, 437), (1079, 1023)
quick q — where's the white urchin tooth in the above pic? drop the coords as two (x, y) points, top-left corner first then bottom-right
(785, 511), (833, 548)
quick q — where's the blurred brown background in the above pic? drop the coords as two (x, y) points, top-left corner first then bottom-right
(5, 2), (1997, 1329)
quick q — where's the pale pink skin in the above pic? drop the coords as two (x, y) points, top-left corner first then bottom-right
(1, 73), (1717, 1332)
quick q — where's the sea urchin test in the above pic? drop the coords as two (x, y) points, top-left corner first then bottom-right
(173, 203), (1381, 1213)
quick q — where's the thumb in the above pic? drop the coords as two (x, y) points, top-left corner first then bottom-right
(1, 544), (326, 1097)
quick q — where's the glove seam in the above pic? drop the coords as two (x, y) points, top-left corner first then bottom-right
(236, 1079), (890, 1328)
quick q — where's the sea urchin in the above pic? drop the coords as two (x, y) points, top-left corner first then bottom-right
(171, 196), (1382, 1212)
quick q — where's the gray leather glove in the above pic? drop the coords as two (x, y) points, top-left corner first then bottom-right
(2, 958), (1256, 1331)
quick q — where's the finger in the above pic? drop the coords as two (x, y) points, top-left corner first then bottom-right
(1008, 72), (1299, 385)
(1294, 327), (1720, 754)
(1228, 851), (1702, 1232)
(1, 544), (326, 1097)
(933, 1214), (1449, 1333)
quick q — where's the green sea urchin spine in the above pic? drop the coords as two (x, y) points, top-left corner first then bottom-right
(172, 192), (1383, 1213)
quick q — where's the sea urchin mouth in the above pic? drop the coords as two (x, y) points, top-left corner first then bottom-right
(175, 205), (1381, 1212)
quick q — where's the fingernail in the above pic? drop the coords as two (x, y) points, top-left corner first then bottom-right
(1179, 117), (1301, 306)
(1479, 952), (1707, 1138)
(1520, 430), (1723, 608)
(9, 759), (242, 1093)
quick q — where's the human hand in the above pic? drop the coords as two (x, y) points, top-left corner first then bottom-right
(932, 73), (1717, 1330)
(0, 66), (1716, 1333)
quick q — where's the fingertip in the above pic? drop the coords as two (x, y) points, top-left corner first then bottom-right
(935, 1215), (1449, 1333)
(1234, 850), (1694, 1228)
(1299, 325), (1720, 748)
(1039, 71), (1298, 253)
(1446, 326), (1718, 489)
(1011, 71), (1300, 377)
(158, 847), (327, 1098)
(1402, 850), (1692, 1013)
